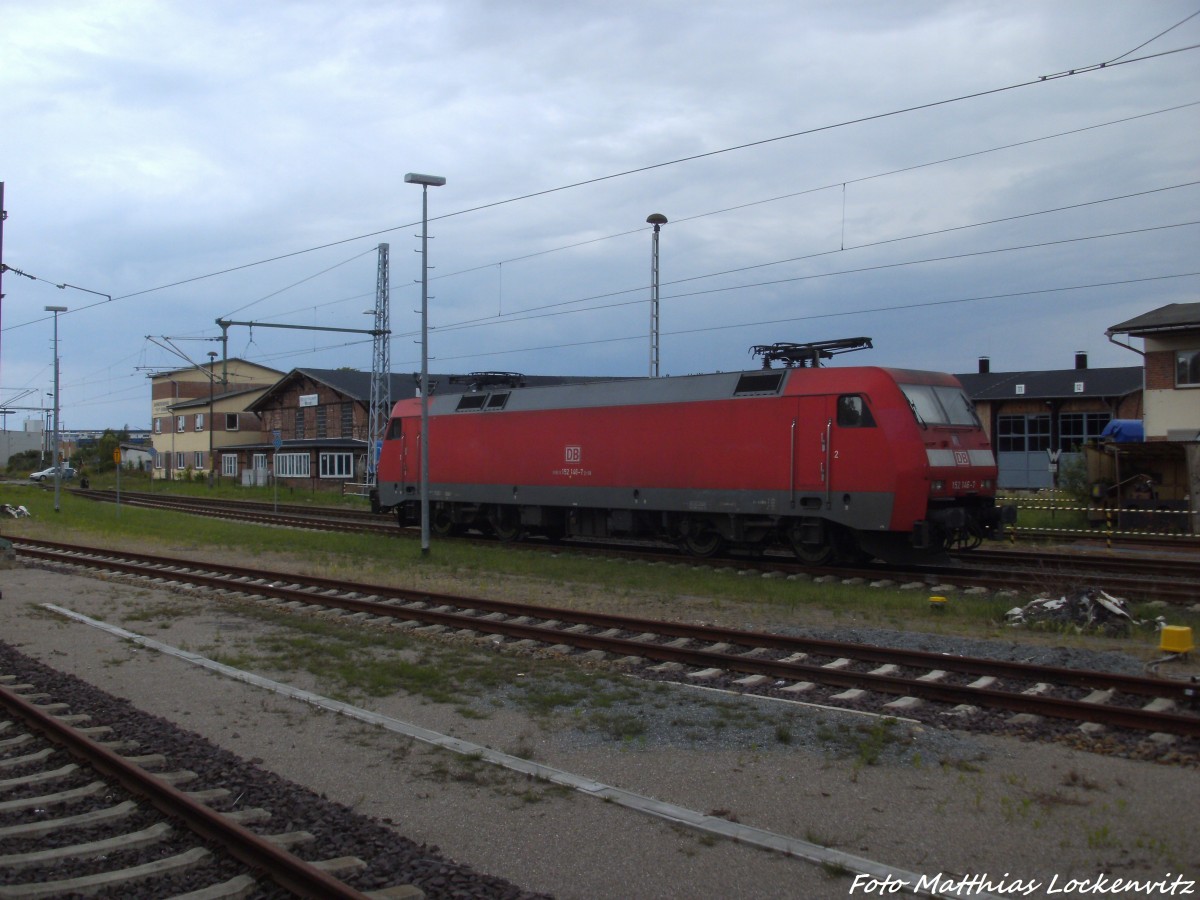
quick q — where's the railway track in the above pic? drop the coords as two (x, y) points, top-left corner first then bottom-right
(14, 537), (1200, 758)
(0, 646), (433, 899)
(69, 489), (1200, 604)
(73, 488), (390, 535)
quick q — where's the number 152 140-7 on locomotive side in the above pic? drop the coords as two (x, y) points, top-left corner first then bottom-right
(373, 365), (1015, 564)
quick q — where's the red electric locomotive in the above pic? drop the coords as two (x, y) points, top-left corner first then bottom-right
(374, 341), (1013, 564)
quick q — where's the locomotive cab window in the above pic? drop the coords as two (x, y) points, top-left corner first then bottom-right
(900, 384), (981, 427)
(485, 392), (510, 410)
(837, 394), (875, 427)
(386, 418), (403, 440)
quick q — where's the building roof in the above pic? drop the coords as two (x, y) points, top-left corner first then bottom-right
(954, 366), (1142, 401)
(1106, 302), (1200, 337)
(167, 386), (267, 411)
(244, 368), (409, 412)
(150, 357), (284, 380)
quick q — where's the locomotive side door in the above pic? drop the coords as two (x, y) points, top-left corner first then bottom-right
(392, 416), (410, 492)
(376, 415), (411, 504)
(790, 396), (830, 499)
(827, 393), (886, 516)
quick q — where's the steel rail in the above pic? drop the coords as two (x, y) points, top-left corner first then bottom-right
(68, 489), (1200, 602)
(70, 490), (392, 536)
(0, 680), (370, 900)
(74, 489), (375, 521)
(14, 537), (1191, 698)
(966, 547), (1200, 578)
(16, 537), (1200, 738)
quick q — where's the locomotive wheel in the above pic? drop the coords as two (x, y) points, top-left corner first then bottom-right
(488, 506), (524, 543)
(681, 530), (726, 558)
(431, 508), (460, 537)
(791, 538), (835, 565)
(788, 522), (835, 565)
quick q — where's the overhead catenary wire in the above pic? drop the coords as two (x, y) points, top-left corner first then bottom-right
(213, 221), (1200, 371)
(452, 226), (1197, 336)
(184, 101), (1198, 340)
(1102, 8), (1200, 64)
(152, 108), (1200, 344)
(221, 245), (379, 319)
(422, 100), (1200, 286)
(8, 29), (1197, 422)
(424, 271), (1200, 366)
(26, 181), (1197, 399)
(4, 39), (1196, 333)
(11, 95), (1194, 351)
(225, 217), (1200, 369)
(419, 191), (1200, 336)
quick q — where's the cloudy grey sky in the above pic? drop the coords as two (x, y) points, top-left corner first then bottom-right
(2, 1), (1198, 430)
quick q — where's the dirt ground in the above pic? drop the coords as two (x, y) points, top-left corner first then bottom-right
(1, 551), (1197, 900)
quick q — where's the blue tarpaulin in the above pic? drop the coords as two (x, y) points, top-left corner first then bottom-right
(1100, 419), (1144, 442)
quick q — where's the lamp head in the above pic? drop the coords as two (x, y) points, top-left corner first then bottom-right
(405, 173), (446, 187)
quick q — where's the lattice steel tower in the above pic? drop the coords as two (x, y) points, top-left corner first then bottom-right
(367, 243), (390, 484)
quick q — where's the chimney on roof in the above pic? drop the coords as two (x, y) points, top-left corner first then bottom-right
(978, 357), (990, 374)
(1075, 352), (1088, 370)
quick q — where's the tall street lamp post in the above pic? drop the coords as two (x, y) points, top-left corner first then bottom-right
(44, 305), (67, 512)
(404, 172), (446, 557)
(646, 213), (667, 377)
(208, 351), (217, 487)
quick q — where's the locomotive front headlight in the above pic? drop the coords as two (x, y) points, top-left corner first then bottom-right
(930, 480), (945, 493)
(982, 479), (993, 490)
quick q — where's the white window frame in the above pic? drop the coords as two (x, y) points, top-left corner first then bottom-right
(221, 454), (238, 477)
(154, 418), (162, 434)
(195, 413), (205, 431)
(194, 451), (204, 469)
(225, 413), (239, 431)
(154, 452), (164, 470)
(177, 416), (186, 433)
(319, 452), (354, 479)
(1177, 349), (1200, 387)
(275, 452), (310, 478)
(175, 452), (186, 470)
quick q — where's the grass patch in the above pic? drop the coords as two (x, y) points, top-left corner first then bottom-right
(586, 710), (647, 741)
(122, 600), (205, 622)
(202, 603), (543, 705)
(815, 717), (905, 766)
(8, 481), (1182, 659)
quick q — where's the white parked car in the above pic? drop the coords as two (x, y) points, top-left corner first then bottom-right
(29, 465), (76, 483)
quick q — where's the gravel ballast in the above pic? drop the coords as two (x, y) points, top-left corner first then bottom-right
(1, 561), (1196, 900)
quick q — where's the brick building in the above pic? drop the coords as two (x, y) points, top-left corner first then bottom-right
(149, 359), (283, 480)
(230, 368), (406, 488)
(1106, 301), (1200, 441)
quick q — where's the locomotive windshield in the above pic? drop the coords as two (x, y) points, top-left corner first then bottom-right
(899, 384), (980, 427)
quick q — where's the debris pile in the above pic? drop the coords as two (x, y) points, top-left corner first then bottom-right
(1, 504), (30, 518)
(1005, 588), (1138, 634)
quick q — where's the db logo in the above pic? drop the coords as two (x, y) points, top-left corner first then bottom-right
(953, 450), (970, 466)
(564, 446), (582, 464)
